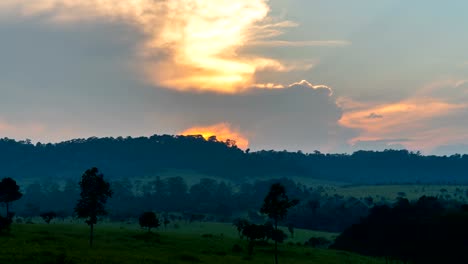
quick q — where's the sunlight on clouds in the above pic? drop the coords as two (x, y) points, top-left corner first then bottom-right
(0, 0), (328, 93)
(337, 79), (468, 153)
(254, 80), (333, 95)
(339, 80), (468, 152)
(340, 99), (464, 135)
(179, 123), (249, 150)
(288, 80), (334, 96)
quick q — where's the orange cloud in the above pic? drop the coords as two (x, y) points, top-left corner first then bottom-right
(340, 99), (464, 134)
(179, 123), (249, 150)
(0, 0), (333, 93)
(339, 80), (468, 152)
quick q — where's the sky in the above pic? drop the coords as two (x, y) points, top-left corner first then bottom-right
(1, 0), (468, 155)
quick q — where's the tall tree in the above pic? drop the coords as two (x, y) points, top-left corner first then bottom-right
(260, 183), (299, 264)
(75, 167), (112, 247)
(0, 177), (23, 217)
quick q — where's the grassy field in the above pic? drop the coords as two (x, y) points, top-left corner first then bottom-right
(105, 221), (339, 243)
(0, 223), (390, 264)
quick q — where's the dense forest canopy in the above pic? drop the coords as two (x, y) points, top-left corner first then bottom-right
(1, 135), (468, 184)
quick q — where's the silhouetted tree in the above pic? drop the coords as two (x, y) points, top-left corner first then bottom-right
(40, 211), (57, 224)
(260, 183), (299, 264)
(139, 212), (160, 232)
(75, 167), (112, 247)
(270, 229), (287, 244)
(163, 216), (170, 230)
(0, 177), (22, 217)
(0, 215), (12, 233)
(233, 218), (250, 239)
(287, 223), (294, 238)
(331, 196), (468, 264)
(242, 223), (267, 256)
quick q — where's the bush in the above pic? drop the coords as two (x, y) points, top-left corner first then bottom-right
(232, 244), (243, 253)
(0, 215), (12, 233)
(40, 211), (57, 224)
(139, 212), (160, 232)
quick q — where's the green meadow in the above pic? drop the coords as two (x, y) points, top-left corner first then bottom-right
(0, 223), (389, 264)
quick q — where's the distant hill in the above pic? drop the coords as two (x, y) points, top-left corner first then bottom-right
(1, 136), (468, 184)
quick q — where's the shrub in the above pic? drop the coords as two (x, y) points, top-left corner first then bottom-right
(0, 215), (12, 233)
(139, 212), (160, 232)
(232, 244), (243, 253)
(40, 211), (57, 224)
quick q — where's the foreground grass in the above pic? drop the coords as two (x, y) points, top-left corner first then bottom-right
(103, 221), (339, 243)
(0, 223), (389, 264)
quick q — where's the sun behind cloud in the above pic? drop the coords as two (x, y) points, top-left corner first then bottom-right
(0, 0), (328, 93)
(179, 123), (249, 150)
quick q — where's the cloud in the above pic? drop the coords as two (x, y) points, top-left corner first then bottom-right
(351, 139), (407, 152)
(0, 77), (355, 152)
(0, 0), (347, 94)
(287, 80), (334, 96)
(254, 80), (333, 94)
(339, 79), (468, 153)
(249, 40), (352, 47)
(366, 113), (383, 119)
(154, 80), (354, 152)
(179, 123), (249, 150)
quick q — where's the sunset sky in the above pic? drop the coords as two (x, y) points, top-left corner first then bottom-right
(1, 0), (468, 154)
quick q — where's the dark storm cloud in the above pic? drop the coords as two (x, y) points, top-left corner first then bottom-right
(152, 83), (357, 152)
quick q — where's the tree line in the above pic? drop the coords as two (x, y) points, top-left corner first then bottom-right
(2, 136), (468, 184)
(1, 169), (299, 264)
(331, 196), (468, 264)
(11, 173), (468, 233)
(13, 176), (389, 232)
(4, 167), (468, 263)
(0, 168), (112, 247)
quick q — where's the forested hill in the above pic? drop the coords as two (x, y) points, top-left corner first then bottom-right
(1, 136), (468, 184)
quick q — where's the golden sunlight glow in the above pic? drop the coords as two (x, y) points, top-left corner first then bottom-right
(179, 123), (249, 150)
(1, 0), (307, 93)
